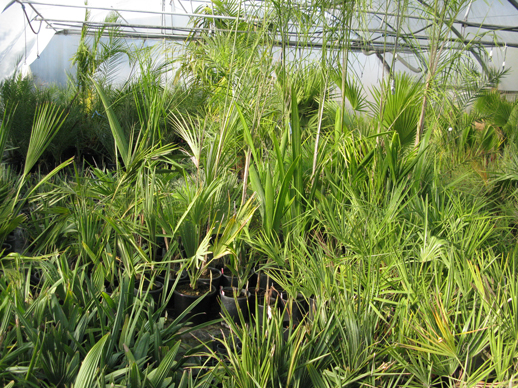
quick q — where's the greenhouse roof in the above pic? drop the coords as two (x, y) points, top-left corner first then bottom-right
(1, 0), (518, 90)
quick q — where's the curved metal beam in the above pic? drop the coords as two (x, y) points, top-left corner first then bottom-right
(415, 0), (489, 74)
(505, 0), (518, 12)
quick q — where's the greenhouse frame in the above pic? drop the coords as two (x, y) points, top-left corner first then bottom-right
(1, 0), (518, 90)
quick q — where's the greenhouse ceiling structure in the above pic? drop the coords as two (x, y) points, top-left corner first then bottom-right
(1, 0), (518, 91)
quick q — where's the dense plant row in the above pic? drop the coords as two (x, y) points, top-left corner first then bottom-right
(2, 0), (518, 386)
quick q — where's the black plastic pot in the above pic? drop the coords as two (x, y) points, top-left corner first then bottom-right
(257, 272), (283, 290)
(220, 266), (258, 289)
(157, 271), (188, 308)
(30, 270), (42, 286)
(4, 230), (24, 253)
(157, 267), (188, 282)
(221, 268), (238, 288)
(247, 287), (264, 317)
(254, 288), (285, 324)
(281, 293), (309, 324)
(220, 287), (251, 322)
(213, 338), (242, 361)
(134, 280), (163, 303)
(248, 269), (259, 289)
(157, 271), (188, 288)
(197, 267), (222, 289)
(173, 281), (217, 324)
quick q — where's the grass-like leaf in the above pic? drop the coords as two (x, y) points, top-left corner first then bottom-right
(92, 79), (130, 168)
(74, 333), (110, 388)
(24, 103), (67, 177)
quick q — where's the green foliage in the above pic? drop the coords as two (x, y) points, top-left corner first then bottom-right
(372, 73), (423, 149)
(0, 75), (53, 165)
(71, 10), (129, 106)
(474, 90), (514, 128)
(3, 0), (518, 386)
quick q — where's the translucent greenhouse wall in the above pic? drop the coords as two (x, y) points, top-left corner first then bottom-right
(1, 0), (518, 93)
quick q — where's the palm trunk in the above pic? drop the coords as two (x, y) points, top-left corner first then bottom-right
(415, 38), (446, 147)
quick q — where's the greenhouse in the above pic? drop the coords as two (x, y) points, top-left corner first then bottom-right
(1, 0), (518, 386)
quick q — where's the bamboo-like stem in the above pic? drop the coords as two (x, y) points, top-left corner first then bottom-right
(415, 5), (451, 147)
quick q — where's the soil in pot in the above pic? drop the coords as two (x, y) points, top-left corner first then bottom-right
(197, 267), (222, 289)
(220, 287), (251, 322)
(157, 271), (188, 309)
(221, 267), (238, 287)
(173, 282), (217, 325)
(176, 282), (213, 296)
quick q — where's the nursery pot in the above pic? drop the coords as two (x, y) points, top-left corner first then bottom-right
(157, 271), (188, 308)
(197, 267), (222, 289)
(157, 268), (188, 285)
(221, 267), (239, 288)
(254, 288), (285, 324)
(257, 271), (283, 290)
(134, 280), (163, 303)
(220, 287), (251, 322)
(221, 266), (257, 288)
(173, 281), (217, 324)
(30, 269), (42, 286)
(248, 268), (259, 289)
(247, 287), (265, 317)
(213, 338), (242, 362)
(281, 293), (309, 324)
(5, 231), (20, 252)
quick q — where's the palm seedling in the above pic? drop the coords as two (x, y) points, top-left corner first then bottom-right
(0, 103), (74, 248)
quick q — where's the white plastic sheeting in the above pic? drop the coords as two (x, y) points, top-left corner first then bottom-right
(0, 0), (54, 79)
(0, 0), (199, 81)
(1, 0), (518, 90)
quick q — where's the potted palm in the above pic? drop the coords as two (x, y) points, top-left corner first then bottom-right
(173, 232), (218, 324)
(173, 176), (227, 295)
(173, 194), (257, 323)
